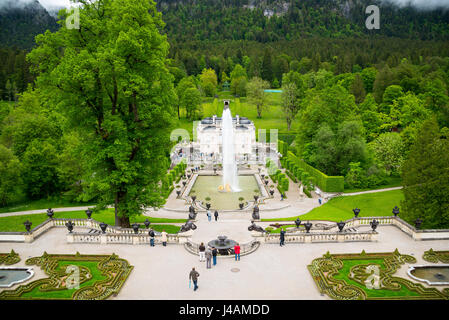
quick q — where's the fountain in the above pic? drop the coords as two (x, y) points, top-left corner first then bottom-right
(407, 265), (449, 285)
(220, 101), (240, 192)
(207, 235), (238, 255)
(0, 267), (34, 288)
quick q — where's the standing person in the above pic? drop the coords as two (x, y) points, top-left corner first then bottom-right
(318, 197), (322, 205)
(280, 229), (286, 247)
(205, 247), (212, 269)
(207, 209), (211, 222)
(149, 229), (155, 247)
(189, 267), (200, 291)
(280, 194), (284, 201)
(234, 243), (241, 261)
(161, 230), (168, 247)
(212, 247), (217, 266)
(198, 242), (206, 262)
(214, 210), (219, 221)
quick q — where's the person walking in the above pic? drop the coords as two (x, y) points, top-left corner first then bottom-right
(280, 229), (286, 247)
(161, 230), (168, 247)
(318, 197), (322, 205)
(189, 267), (200, 291)
(207, 210), (211, 222)
(199, 242), (206, 262)
(149, 229), (155, 247)
(205, 247), (212, 269)
(280, 193), (284, 201)
(234, 243), (241, 261)
(212, 247), (217, 266)
(214, 210), (219, 221)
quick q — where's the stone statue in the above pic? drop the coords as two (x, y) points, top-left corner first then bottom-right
(252, 205), (260, 220)
(180, 221), (197, 232)
(248, 222), (265, 233)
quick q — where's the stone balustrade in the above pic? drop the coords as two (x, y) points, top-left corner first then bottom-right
(253, 230), (378, 244)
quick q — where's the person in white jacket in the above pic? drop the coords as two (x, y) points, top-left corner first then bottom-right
(161, 230), (168, 246)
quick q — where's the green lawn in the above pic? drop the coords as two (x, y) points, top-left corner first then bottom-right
(0, 208), (186, 233)
(0, 198), (96, 214)
(262, 189), (404, 222)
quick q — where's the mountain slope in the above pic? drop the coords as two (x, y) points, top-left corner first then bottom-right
(0, 0), (59, 49)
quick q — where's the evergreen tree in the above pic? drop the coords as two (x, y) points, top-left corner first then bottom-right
(401, 117), (449, 229)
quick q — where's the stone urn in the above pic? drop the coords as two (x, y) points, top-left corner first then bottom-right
(99, 222), (108, 233)
(269, 189), (274, 196)
(46, 208), (54, 219)
(261, 174), (265, 179)
(24, 220), (32, 233)
(295, 218), (301, 229)
(132, 223), (140, 234)
(304, 221), (312, 233)
(187, 174), (191, 179)
(392, 206), (400, 217)
(85, 209), (92, 219)
(239, 203), (244, 210)
(265, 180), (269, 186)
(65, 221), (74, 233)
(144, 219), (151, 229)
(337, 221), (346, 232)
(415, 218), (423, 229)
(254, 195), (259, 202)
(176, 190), (181, 196)
(353, 208), (360, 218)
(206, 203), (211, 210)
(191, 195), (197, 202)
(182, 181), (187, 187)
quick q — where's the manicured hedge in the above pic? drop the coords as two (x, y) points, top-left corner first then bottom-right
(286, 151), (344, 192)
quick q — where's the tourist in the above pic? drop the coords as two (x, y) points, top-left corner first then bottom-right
(234, 243), (241, 261)
(214, 210), (219, 221)
(161, 229), (168, 247)
(280, 229), (286, 246)
(318, 198), (322, 205)
(199, 242), (206, 261)
(205, 247), (212, 269)
(207, 209), (211, 222)
(281, 194), (284, 201)
(212, 247), (218, 266)
(189, 267), (200, 291)
(149, 229), (155, 247)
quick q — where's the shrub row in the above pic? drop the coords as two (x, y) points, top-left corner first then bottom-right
(284, 151), (344, 192)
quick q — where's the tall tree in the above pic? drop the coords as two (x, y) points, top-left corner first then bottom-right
(401, 117), (449, 229)
(261, 49), (273, 83)
(246, 77), (270, 118)
(281, 82), (299, 131)
(27, 0), (176, 227)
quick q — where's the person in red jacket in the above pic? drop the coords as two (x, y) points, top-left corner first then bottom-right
(234, 243), (241, 261)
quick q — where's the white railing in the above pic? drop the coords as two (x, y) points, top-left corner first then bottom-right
(254, 230), (377, 243)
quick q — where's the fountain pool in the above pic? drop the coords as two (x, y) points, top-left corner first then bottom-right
(408, 265), (449, 285)
(0, 267), (34, 288)
(190, 175), (261, 210)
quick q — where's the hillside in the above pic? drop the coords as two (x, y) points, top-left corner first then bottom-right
(0, 0), (59, 49)
(157, 0), (449, 42)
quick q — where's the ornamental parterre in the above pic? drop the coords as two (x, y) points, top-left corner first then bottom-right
(308, 249), (449, 300)
(0, 252), (133, 300)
